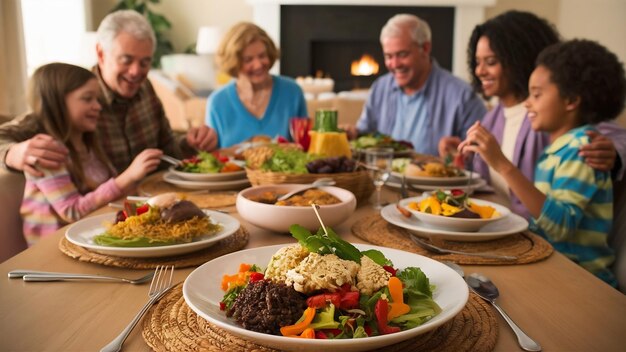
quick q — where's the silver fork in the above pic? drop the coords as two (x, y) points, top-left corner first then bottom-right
(160, 155), (183, 167)
(410, 233), (517, 260)
(100, 265), (175, 352)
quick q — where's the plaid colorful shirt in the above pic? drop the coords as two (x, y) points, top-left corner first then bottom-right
(530, 125), (615, 286)
(94, 66), (183, 173)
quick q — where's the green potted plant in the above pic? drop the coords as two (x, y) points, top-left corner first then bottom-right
(111, 0), (173, 68)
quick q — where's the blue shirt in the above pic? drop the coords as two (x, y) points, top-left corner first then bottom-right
(356, 61), (486, 155)
(531, 125), (615, 286)
(205, 75), (307, 148)
(391, 90), (428, 145)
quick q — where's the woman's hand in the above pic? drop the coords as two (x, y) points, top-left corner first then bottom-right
(458, 121), (512, 174)
(438, 136), (461, 158)
(579, 130), (616, 172)
(187, 126), (218, 152)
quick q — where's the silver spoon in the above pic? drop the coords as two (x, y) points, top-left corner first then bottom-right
(467, 273), (542, 351)
(276, 178), (336, 201)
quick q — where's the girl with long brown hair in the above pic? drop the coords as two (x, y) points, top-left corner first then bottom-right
(19, 63), (162, 244)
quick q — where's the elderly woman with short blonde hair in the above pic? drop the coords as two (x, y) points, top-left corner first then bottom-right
(205, 22), (307, 148)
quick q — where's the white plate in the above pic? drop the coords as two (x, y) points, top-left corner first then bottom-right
(381, 203), (528, 242)
(65, 211), (240, 258)
(168, 166), (246, 182)
(183, 244), (468, 352)
(163, 172), (250, 190)
(400, 196), (510, 232)
(392, 170), (476, 186)
(386, 176), (488, 194)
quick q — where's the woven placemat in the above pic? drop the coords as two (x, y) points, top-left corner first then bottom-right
(352, 214), (553, 265)
(142, 284), (497, 352)
(58, 226), (249, 269)
(137, 173), (239, 208)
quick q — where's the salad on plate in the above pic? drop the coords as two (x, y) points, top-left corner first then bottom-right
(219, 225), (441, 339)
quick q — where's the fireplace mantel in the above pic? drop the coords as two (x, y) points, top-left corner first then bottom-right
(247, 0), (495, 81)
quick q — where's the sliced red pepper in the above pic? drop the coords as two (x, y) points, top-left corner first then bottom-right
(374, 299), (401, 335)
(136, 203), (149, 215)
(276, 135), (289, 144)
(306, 293), (341, 309)
(315, 331), (328, 339)
(364, 325), (373, 336)
(212, 152), (229, 163)
(249, 272), (265, 282)
(451, 189), (465, 196)
(323, 328), (343, 337)
(219, 302), (226, 311)
(339, 291), (360, 309)
(383, 265), (397, 276)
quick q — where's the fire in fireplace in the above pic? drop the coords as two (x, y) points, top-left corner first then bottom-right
(351, 54), (379, 77)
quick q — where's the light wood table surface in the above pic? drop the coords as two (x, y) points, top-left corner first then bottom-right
(1, 188), (625, 351)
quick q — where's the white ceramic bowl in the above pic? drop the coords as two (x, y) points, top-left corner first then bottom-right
(400, 196), (510, 232)
(236, 184), (356, 233)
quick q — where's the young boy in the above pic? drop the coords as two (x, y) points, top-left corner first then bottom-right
(459, 39), (626, 286)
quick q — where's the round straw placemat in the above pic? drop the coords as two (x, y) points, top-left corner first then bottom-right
(352, 214), (553, 265)
(137, 172), (241, 207)
(58, 226), (249, 269)
(142, 284), (497, 352)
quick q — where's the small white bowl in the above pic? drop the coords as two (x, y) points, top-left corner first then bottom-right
(400, 196), (510, 232)
(236, 184), (356, 233)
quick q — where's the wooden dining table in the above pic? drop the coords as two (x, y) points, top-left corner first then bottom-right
(1, 187), (625, 351)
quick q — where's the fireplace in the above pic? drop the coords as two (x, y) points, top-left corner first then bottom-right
(280, 5), (454, 92)
(247, 0), (494, 85)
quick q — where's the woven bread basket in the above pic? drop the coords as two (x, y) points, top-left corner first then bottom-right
(245, 168), (375, 203)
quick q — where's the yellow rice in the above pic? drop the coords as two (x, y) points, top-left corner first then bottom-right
(106, 213), (222, 243)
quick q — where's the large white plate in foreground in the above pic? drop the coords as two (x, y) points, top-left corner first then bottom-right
(65, 211), (240, 258)
(183, 244), (469, 352)
(163, 172), (250, 190)
(381, 203), (528, 242)
(168, 166), (247, 182)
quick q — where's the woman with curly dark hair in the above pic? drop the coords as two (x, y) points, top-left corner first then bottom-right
(459, 39), (626, 286)
(439, 11), (626, 220)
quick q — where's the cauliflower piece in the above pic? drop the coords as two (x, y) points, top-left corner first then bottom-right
(264, 244), (310, 283)
(356, 255), (391, 295)
(285, 253), (360, 294)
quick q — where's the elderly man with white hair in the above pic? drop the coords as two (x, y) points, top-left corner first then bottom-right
(344, 14), (486, 155)
(0, 10), (217, 176)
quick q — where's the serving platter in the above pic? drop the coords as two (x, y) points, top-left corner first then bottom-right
(168, 166), (247, 182)
(183, 244), (469, 352)
(163, 172), (250, 191)
(380, 203), (528, 242)
(65, 210), (240, 258)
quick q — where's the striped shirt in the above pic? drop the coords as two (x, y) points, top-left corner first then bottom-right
(530, 125), (615, 286)
(20, 152), (123, 245)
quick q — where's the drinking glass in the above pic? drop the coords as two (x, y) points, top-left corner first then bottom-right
(289, 117), (312, 150)
(364, 147), (393, 209)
